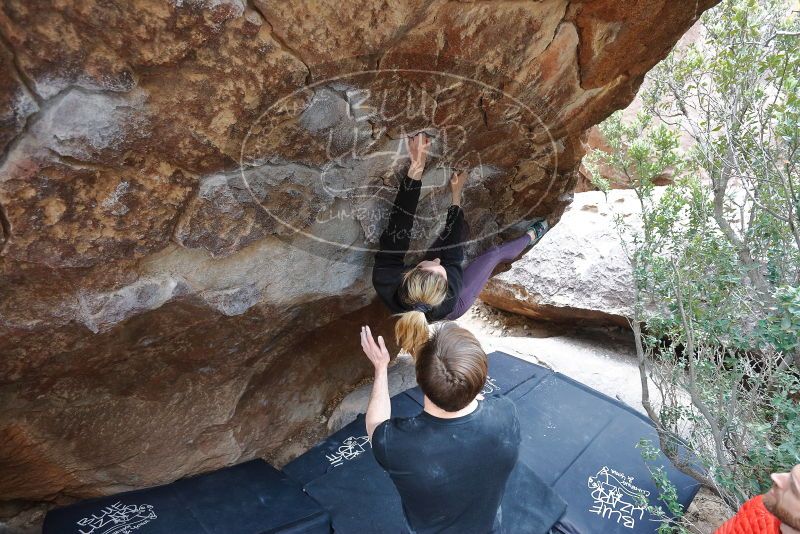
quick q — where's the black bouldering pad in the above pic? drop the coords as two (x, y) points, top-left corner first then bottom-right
(403, 350), (550, 407)
(284, 393), (421, 486)
(510, 370), (700, 533)
(296, 351), (700, 534)
(45, 352), (701, 534)
(43, 460), (330, 534)
(45, 484), (204, 534)
(502, 460), (568, 534)
(552, 415), (699, 533)
(305, 452), (407, 533)
(509, 372), (621, 486)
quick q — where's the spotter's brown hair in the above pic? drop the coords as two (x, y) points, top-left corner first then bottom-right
(415, 322), (487, 412)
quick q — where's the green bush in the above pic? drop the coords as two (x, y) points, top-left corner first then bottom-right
(587, 0), (800, 526)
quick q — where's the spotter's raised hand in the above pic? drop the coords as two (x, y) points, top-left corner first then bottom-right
(360, 325), (390, 371)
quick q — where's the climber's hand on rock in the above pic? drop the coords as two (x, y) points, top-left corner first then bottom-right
(450, 169), (468, 206)
(407, 133), (430, 181)
(360, 325), (390, 371)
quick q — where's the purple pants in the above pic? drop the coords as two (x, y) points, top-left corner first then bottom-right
(445, 233), (532, 320)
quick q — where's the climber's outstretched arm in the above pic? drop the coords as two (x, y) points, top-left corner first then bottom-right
(375, 133), (430, 256)
(372, 133), (430, 312)
(435, 170), (467, 267)
(360, 325), (391, 440)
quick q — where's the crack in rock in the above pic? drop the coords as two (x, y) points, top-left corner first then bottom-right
(0, 26), (42, 105)
(246, 1), (313, 85)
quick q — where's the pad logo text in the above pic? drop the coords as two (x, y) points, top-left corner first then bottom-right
(76, 501), (156, 534)
(587, 466), (649, 529)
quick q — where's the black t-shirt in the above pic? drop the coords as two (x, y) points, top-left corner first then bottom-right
(371, 395), (521, 533)
(372, 170), (465, 321)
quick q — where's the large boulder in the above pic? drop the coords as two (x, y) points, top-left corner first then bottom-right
(481, 189), (643, 326)
(0, 0), (717, 527)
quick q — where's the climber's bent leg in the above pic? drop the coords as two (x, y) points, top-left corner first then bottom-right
(445, 234), (532, 320)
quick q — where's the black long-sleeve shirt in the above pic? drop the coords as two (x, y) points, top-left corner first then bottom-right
(372, 170), (465, 321)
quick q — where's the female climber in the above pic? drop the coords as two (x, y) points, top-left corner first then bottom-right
(372, 132), (550, 355)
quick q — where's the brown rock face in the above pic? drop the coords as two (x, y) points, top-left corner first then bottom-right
(0, 0), (717, 526)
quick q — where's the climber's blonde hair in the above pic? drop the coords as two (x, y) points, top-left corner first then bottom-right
(395, 266), (448, 356)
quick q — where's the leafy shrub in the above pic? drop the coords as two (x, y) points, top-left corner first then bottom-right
(586, 0), (800, 525)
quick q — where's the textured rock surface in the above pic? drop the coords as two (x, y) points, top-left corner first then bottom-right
(481, 189), (646, 326)
(0, 0), (717, 527)
(574, 22), (702, 192)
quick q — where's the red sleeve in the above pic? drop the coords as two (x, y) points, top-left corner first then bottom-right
(715, 495), (781, 534)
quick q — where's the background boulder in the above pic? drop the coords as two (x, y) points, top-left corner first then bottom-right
(481, 189), (645, 326)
